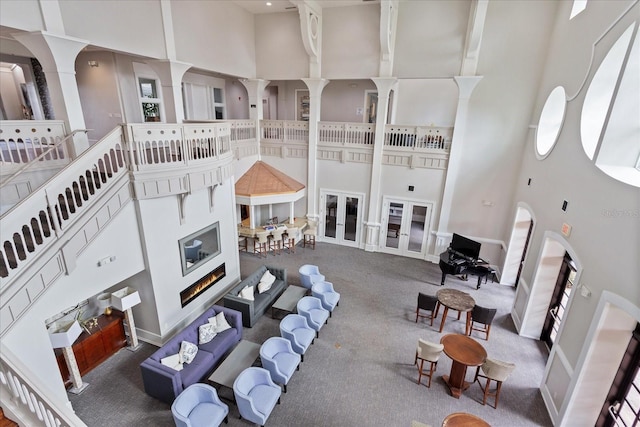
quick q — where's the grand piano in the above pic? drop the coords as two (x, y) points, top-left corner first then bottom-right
(438, 233), (494, 289)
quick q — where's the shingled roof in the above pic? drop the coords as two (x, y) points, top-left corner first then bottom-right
(235, 161), (305, 197)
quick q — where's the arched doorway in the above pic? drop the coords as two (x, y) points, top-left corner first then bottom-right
(502, 204), (535, 287)
(513, 232), (582, 340)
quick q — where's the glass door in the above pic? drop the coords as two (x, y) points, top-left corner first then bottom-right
(320, 190), (363, 248)
(380, 197), (432, 259)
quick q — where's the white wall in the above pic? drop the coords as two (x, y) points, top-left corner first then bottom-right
(322, 4), (380, 79)
(393, 79), (458, 126)
(393, 1), (470, 78)
(59, 0), (166, 59)
(76, 51), (123, 143)
(320, 79), (376, 122)
(134, 177), (241, 340)
(2, 202), (146, 405)
(0, 0), (44, 32)
(513, 1), (639, 422)
(172, 1), (256, 78)
(0, 65), (23, 119)
(446, 0), (558, 244)
(255, 12), (308, 79)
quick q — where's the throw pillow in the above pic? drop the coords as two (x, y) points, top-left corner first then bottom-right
(214, 311), (232, 333)
(239, 285), (254, 301)
(198, 323), (217, 344)
(179, 341), (198, 364)
(160, 353), (184, 371)
(258, 280), (272, 294)
(260, 270), (276, 286)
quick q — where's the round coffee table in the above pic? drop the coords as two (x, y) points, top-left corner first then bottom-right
(440, 334), (487, 398)
(436, 288), (475, 334)
(442, 412), (491, 427)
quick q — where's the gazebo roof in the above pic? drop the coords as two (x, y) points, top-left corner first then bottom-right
(235, 161), (305, 197)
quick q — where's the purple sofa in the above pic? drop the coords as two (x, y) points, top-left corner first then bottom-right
(140, 305), (242, 404)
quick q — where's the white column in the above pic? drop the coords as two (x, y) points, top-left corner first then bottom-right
(240, 79), (271, 159)
(146, 60), (192, 124)
(124, 308), (141, 351)
(301, 78), (329, 221)
(13, 31), (89, 157)
(62, 346), (89, 394)
(436, 76), (483, 253)
(364, 77), (397, 252)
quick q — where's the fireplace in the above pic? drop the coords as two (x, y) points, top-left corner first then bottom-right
(180, 263), (226, 307)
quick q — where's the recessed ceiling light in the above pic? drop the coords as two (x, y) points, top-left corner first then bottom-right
(266, 2), (272, 6)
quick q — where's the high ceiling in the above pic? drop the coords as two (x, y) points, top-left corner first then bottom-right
(233, 0), (378, 15)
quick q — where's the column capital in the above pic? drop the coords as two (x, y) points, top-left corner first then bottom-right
(239, 78), (271, 94)
(13, 31), (88, 74)
(301, 78), (329, 96)
(145, 59), (192, 83)
(371, 77), (398, 97)
(453, 76), (483, 99)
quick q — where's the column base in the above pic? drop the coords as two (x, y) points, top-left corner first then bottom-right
(126, 343), (144, 352)
(68, 382), (89, 395)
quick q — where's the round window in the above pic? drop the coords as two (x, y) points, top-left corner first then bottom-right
(535, 86), (566, 159)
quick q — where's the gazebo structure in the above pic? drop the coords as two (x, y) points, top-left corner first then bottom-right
(235, 161), (306, 231)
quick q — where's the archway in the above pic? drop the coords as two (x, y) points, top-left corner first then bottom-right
(502, 203), (535, 286)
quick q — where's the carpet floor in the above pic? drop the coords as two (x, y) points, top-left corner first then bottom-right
(69, 242), (553, 427)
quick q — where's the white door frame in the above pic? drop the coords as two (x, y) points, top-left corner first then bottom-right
(319, 189), (365, 248)
(379, 196), (433, 259)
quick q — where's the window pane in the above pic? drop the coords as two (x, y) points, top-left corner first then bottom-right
(139, 78), (158, 98)
(143, 103), (160, 122)
(213, 88), (223, 103)
(215, 106), (224, 120)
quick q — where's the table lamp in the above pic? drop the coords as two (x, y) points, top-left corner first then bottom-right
(48, 320), (88, 394)
(111, 287), (142, 351)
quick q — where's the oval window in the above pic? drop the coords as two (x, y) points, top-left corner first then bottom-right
(536, 86), (566, 159)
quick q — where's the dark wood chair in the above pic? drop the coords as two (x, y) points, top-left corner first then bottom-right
(467, 305), (497, 340)
(415, 292), (439, 326)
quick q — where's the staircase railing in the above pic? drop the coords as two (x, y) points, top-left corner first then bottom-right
(0, 129), (87, 188)
(0, 344), (85, 427)
(0, 127), (127, 283)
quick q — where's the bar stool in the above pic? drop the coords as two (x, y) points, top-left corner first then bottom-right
(238, 235), (248, 252)
(283, 227), (298, 253)
(303, 220), (318, 249)
(254, 230), (270, 258)
(269, 228), (285, 255)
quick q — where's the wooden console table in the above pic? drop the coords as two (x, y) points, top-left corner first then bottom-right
(55, 313), (126, 388)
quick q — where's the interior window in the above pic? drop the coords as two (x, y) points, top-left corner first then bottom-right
(536, 86), (566, 159)
(580, 23), (639, 187)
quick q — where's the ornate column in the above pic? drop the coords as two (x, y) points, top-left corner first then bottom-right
(435, 76), (483, 253)
(301, 78), (329, 221)
(240, 79), (271, 157)
(146, 60), (192, 124)
(13, 31), (89, 157)
(363, 77), (397, 252)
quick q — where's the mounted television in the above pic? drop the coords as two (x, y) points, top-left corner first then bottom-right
(179, 222), (221, 276)
(450, 233), (481, 259)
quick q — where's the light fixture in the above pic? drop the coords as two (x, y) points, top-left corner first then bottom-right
(48, 320), (88, 394)
(87, 60), (99, 67)
(97, 293), (112, 315)
(111, 287), (142, 351)
(266, 2), (272, 6)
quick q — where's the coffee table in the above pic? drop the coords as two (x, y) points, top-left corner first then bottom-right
(440, 334), (487, 399)
(271, 285), (307, 319)
(436, 288), (475, 334)
(208, 340), (261, 400)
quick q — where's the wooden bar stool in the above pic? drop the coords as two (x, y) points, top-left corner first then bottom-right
(269, 228), (285, 255)
(303, 220), (318, 249)
(254, 230), (270, 258)
(282, 227), (298, 253)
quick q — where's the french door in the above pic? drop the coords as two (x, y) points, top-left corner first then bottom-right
(320, 190), (364, 248)
(541, 252), (576, 349)
(379, 197), (432, 259)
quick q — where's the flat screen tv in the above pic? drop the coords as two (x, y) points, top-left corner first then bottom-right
(450, 233), (481, 259)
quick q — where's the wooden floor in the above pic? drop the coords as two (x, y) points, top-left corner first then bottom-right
(0, 408), (18, 427)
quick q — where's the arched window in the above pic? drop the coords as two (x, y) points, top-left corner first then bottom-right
(581, 23), (640, 187)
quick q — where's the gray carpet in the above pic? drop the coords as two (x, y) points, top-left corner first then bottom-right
(69, 243), (552, 427)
